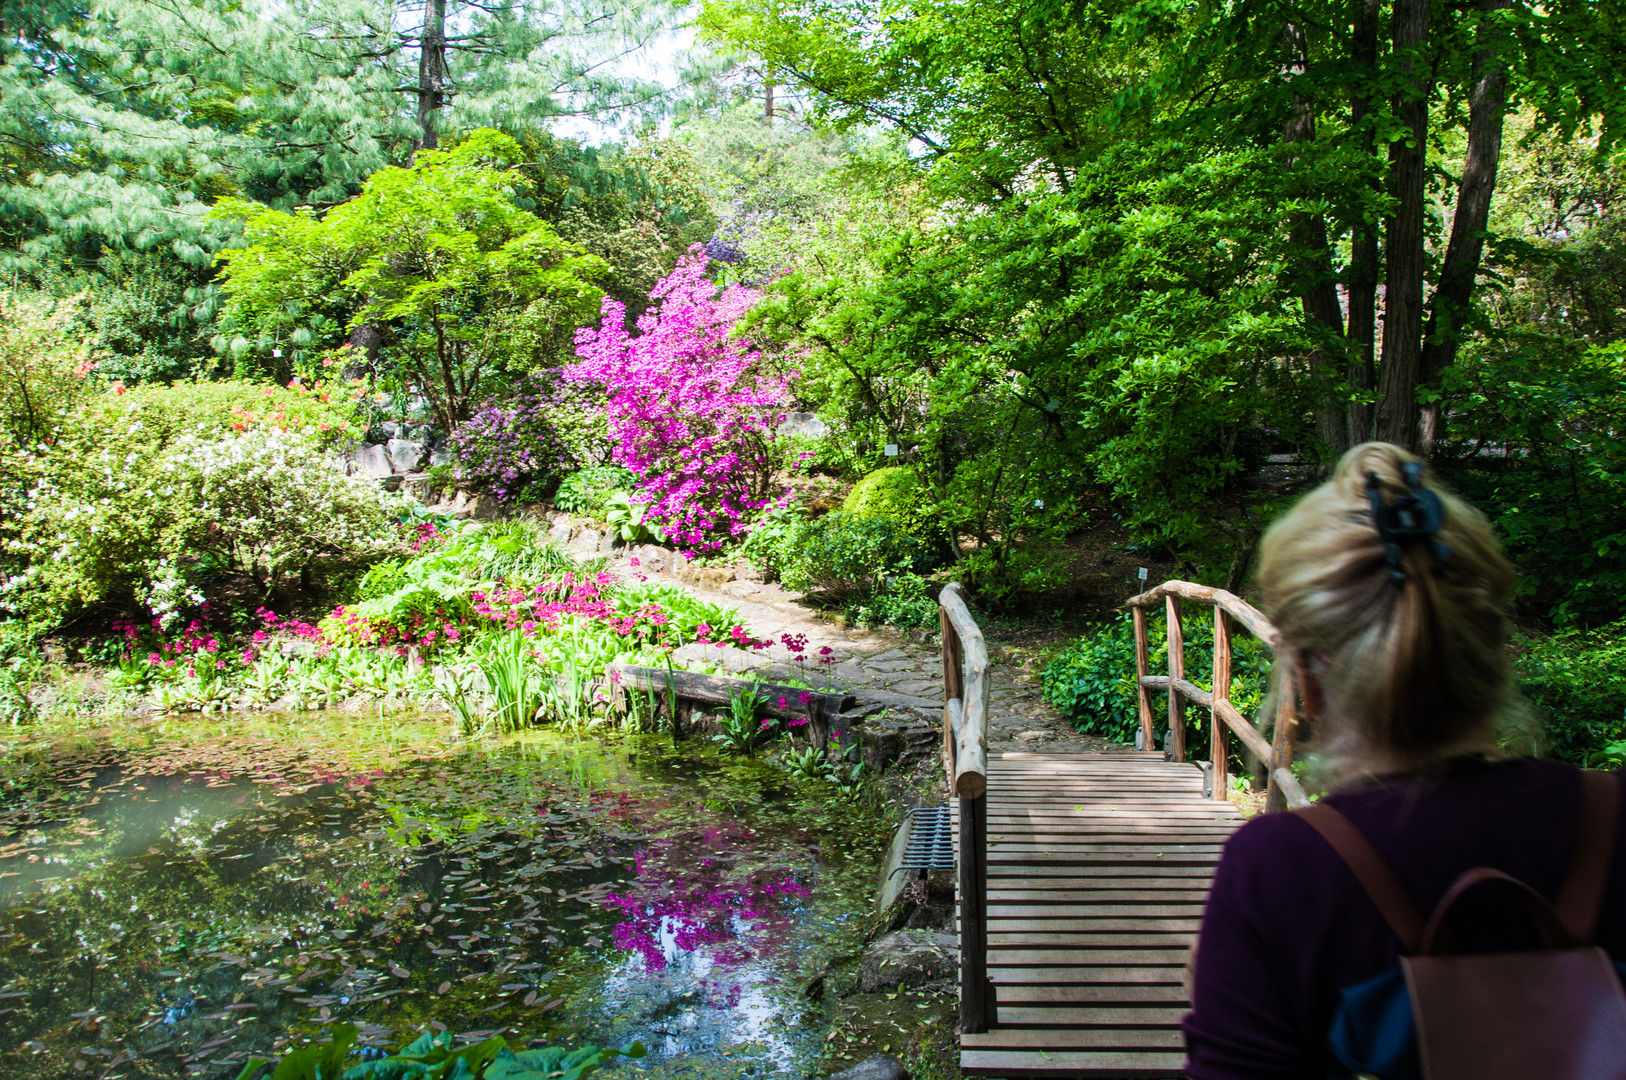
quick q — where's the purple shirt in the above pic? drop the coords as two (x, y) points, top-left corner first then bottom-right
(1183, 758), (1626, 1079)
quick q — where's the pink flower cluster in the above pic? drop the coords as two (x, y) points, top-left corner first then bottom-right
(569, 246), (794, 554)
(112, 617), (225, 674)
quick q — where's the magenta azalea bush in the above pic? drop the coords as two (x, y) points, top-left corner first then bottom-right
(569, 246), (793, 553)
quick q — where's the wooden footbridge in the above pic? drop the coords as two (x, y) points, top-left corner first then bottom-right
(937, 582), (1310, 1077)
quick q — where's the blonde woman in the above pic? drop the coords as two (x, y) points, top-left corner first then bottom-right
(1182, 443), (1626, 1079)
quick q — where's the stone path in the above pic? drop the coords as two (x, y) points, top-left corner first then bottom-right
(588, 539), (1131, 759)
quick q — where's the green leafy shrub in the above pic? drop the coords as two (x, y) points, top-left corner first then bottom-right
(841, 466), (948, 554)
(1, 292), (99, 451)
(779, 511), (931, 603)
(1515, 622), (1626, 764)
(554, 464), (637, 517)
(1041, 612), (1273, 752)
(738, 501), (809, 582)
(845, 572), (942, 630)
(604, 490), (665, 543)
(5, 415), (400, 632)
(233, 1023), (643, 1080)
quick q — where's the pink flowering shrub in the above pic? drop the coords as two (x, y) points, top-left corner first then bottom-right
(569, 246), (793, 553)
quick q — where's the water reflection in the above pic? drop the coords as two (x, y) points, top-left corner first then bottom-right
(0, 720), (883, 1078)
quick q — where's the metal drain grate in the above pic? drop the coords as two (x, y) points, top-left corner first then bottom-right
(899, 805), (955, 871)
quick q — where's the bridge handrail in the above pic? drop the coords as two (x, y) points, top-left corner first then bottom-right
(937, 582), (994, 1034)
(1125, 580), (1310, 812)
(939, 582), (989, 798)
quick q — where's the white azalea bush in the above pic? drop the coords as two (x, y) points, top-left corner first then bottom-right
(163, 428), (403, 596)
(3, 423), (406, 633)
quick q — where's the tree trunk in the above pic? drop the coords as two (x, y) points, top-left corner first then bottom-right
(1345, 0), (1381, 445)
(345, 322), (383, 380)
(1374, 0), (1432, 451)
(417, 0), (448, 151)
(1417, 0), (1514, 455)
(1280, 22), (1350, 455)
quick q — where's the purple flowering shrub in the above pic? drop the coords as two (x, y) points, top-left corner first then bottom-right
(447, 374), (609, 501)
(569, 246), (793, 553)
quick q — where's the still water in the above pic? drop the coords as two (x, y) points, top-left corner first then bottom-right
(0, 715), (886, 1079)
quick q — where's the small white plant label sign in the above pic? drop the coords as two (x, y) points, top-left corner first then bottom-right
(883, 443), (899, 457)
(1138, 567), (1149, 581)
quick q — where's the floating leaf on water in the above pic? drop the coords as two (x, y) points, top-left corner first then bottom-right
(436, 981), (452, 995)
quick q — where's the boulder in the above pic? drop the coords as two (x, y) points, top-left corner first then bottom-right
(380, 420), (401, 439)
(857, 930), (958, 993)
(355, 443), (393, 479)
(548, 519), (575, 547)
(386, 438), (423, 474)
(828, 1054), (909, 1080)
(691, 567), (734, 591)
(568, 528), (603, 553)
(779, 411), (830, 440)
(429, 449), (450, 468)
(630, 545), (666, 573)
(464, 494), (503, 520)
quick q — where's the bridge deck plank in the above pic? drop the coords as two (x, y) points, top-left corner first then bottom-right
(960, 752), (1242, 1078)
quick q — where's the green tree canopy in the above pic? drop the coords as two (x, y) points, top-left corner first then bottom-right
(215, 131), (609, 430)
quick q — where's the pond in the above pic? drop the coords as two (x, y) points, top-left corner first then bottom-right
(0, 714), (889, 1080)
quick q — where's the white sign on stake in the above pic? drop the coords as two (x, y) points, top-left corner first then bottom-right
(883, 443), (899, 457)
(1138, 567), (1149, 581)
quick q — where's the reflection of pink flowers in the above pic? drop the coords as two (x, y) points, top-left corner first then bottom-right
(603, 834), (811, 973)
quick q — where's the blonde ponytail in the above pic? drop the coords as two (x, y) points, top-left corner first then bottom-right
(1258, 443), (1517, 778)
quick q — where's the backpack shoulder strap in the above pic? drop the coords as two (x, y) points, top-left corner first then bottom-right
(1555, 769), (1621, 943)
(1297, 802), (1424, 954)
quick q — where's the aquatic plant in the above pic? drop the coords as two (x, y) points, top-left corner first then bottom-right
(233, 1024), (644, 1080)
(701, 678), (773, 756)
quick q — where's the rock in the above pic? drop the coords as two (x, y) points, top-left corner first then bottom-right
(691, 567), (734, 591)
(568, 528), (603, 553)
(399, 474), (433, 502)
(380, 420), (401, 439)
(857, 930), (958, 993)
(827, 1054), (909, 1080)
(630, 545), (666, 573)
(1014, 729), (1054, 743)
(386, 437), (423, 474)
(548, 519), (574, 547)
(355, 443), (393, 479)
(429, 449), (450, 468)
(597, 531), (617, 555)
(332, 453), (355, 476)
(779, 411), (830, 440)
(458, 494), (503, 520)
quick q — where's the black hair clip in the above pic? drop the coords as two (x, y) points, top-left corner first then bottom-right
(1365, 462), (1451, 584)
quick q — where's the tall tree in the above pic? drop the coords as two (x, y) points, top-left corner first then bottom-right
(704, 0), (1626, 456)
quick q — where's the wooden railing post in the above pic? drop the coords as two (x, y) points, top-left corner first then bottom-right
(1265, 664), (1299, 814)
(938, 584), (993, 1033)
(1165, 594), (1186, 762)
(1132, 606), (1154, 752)
(1125, 580), (1311, 810)
(1211, 607), (1231, 802)
(941, 603), (964, 799)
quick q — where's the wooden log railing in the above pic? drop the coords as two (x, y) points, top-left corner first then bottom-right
(1126, 581), (1311, 813)
(938, 582), (994, 1033)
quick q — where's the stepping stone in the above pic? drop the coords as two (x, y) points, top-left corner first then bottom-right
(1014, 729), (1054, 743)
(863, 659), (919, 673)
(868, 649), (910, 662)
(891, 679), (942, 698)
